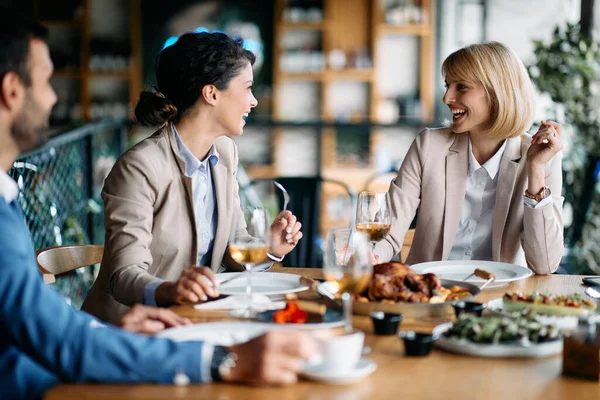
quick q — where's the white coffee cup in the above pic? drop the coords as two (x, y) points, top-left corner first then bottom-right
(310, 330), (364, 373)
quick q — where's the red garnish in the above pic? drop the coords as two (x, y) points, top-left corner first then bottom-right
(272, 300), (308, 324)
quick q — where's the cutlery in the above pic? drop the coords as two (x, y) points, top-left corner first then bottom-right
(273, 181), (290, 211)
(462, 268), (496, 290)
(585, 286), (600, 300)
(217, 261), (272, 287)
(216, 272), (246, 288)
(315, 280), (343, 312)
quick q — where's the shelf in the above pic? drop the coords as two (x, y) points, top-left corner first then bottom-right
(377, 23), (431, 36)
(278, 69), (374, 82)
(279, 72), (324, 81)
(88, 71), (131, 79)
(324, 69), (373, 82)
(278, 22), (325, 30)
(243, 165), (276, 179)
(52, 69), (81, 78)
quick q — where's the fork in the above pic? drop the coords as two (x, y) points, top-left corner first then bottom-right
(273, 181), (290, 211)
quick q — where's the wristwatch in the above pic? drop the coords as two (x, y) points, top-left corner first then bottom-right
(210, 346), (237, 382)
(524, 186), (551, 202)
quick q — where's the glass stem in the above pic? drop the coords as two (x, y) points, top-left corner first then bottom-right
(246, 264), (253, 309)
(342, 292), (352, 332)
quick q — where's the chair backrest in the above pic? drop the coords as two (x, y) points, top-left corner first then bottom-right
(243, 177), (355, 268)
(37, 245), (104, 284)
(400, 229), (415, 263)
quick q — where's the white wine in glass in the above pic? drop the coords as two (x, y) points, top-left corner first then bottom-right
(229, 207), (270, 318)
(356, 191), (391, 248)
(229, 244), (269, 265)
(324, 227), (372, 331)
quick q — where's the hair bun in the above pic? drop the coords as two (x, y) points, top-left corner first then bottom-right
(134, 89), (178, 127)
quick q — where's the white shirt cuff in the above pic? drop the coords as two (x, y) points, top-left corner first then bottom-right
(523, 195), (553, 209)
(142, 279), (166, 306)
(267, 252), (284, 262)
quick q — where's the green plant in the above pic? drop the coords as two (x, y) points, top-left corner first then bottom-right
(528, 23), (600, 273)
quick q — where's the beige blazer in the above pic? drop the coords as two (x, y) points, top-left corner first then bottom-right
(374, 128), (564, 275)
(82, 125), (245, 324)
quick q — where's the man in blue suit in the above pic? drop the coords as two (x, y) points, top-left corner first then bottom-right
(0, 9), (318, 399)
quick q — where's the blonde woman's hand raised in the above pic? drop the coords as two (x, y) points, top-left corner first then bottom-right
(527, 120), (563, 168)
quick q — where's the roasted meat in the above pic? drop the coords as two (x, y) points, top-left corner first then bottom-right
(368, 262), (442, 303)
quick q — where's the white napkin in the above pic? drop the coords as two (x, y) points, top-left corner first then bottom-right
(194, 294), (286, 311)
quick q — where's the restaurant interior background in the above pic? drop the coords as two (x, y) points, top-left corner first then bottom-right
(4, 0), (600, 308)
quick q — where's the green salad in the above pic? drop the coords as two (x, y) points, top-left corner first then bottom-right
(445, 314), (561, 345)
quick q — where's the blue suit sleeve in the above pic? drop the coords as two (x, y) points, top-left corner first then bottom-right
(0, 201), (206, 385)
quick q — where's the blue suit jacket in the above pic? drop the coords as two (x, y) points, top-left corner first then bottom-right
(0, 198), (207, 399)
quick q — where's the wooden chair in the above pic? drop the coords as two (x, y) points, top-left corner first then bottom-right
(400, 229), (415, 264)
(36, 245), (104, 284)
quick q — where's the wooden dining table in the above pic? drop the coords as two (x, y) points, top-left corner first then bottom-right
(46, 266), (600, 400)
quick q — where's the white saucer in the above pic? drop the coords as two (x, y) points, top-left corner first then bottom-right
(302, 358), (377, 384)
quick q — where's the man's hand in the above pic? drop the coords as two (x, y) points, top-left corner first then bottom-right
(120, 304), (191, 335)
(224, 331), (319, 386)
(155, 266), (220, 306)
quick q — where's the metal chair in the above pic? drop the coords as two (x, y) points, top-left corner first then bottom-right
(242, 177), (356, 268)
(37, 245), (104, 284)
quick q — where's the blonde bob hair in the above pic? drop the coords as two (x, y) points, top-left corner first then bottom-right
(441, 41), (535, 139)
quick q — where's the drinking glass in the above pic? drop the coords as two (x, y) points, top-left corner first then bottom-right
(323, 227), (372, 331)
(228, 207), (271, 318)
(355, 191), (391, 250)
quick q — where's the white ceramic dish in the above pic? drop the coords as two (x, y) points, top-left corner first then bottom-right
(157, 321), (269, 345)
(435, 336), (563, 358)
(410, 260), (532, 289)
(485, 298), (600, 332)
(216, 272), (309, 296)
(302, 357), (377, 384)
(158, 318), (342, 344)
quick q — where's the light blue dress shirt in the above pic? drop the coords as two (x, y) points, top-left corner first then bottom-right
(143, 125), (219, 306)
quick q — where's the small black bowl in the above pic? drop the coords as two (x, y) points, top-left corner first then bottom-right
(370, 312), (404, 335)
(452, 301), (486, 317)
(398, 331), (437, 356)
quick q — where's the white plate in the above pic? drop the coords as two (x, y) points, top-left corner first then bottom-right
(302, 357), (377, 384)
(158, 319), (339, 344)
(410, 260), (532, 288)
(486, 298), (585, 331)
(157, 321), (269, 345)
(216, 272), (309, 296)
(435, 336), (563, 358)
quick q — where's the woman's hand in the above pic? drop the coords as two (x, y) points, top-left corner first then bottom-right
(120, 304), (191, 335)
(270, 210), (303, 258)
(527, 120), (563, 194)
(155, 266), (220, 306)
(527, 120), (563, 167)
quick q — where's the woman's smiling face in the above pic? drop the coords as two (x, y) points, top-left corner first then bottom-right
(213, 62), (258, 136)
(443, 79), (492, 136)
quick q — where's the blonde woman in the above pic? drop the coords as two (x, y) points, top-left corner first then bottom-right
(374, 42), (563, 274)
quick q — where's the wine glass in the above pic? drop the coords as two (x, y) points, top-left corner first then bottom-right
(355, 191), (391, 250)
(228, 207), (271, 318)
(323, 227), (372, 331)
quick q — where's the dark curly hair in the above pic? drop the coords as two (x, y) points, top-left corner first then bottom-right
(135, 32), (256, 127)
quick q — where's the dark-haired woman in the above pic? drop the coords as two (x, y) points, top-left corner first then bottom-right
(82, 32), (303, 324)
